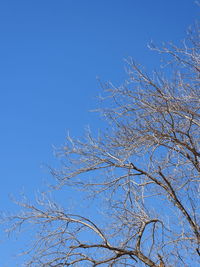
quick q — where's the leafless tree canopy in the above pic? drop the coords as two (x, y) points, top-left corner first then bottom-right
(4, 25), (200, 266)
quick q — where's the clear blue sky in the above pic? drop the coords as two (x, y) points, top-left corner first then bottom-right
(0, 0), (199, 265)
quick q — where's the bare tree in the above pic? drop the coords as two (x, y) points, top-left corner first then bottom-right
(4, 25), (200, 266)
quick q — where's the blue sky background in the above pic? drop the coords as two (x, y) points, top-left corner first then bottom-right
(0, 0), (199, 265)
